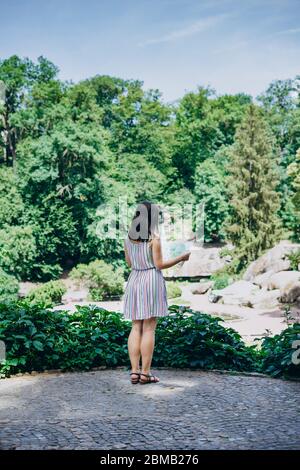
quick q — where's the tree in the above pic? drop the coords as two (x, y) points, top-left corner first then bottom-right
(287, 148), (300, 241)
(172, 87), (251, 188)
(225, 104), (282, 270)
(194, 159), (229, 242)
(0, 55), (60, 167)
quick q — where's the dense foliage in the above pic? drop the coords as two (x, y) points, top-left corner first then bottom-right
(0, 269), (19, 303)
(260, 324), (300, 378)
(1, 302), (299, 379)
(26, 280), (67, 308)
(70, 260), (124, 300)
(0, 302), (257, 377)
(0, 302), (130, 377)
(0, 56), (299, 281)
(153, 305), (259, 371)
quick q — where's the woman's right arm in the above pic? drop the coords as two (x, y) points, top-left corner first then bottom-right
(152, 238), (191, 270)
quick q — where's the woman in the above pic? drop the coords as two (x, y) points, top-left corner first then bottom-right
(123, 201), (191, 385)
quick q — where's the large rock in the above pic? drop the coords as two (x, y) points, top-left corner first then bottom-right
(250, 289), (281, 309)
(267, 271), (300, 290)
(212, 280), (260, 306)
(191, 281), (213, 295)
(280, 282), (300, 303)
(165, 243), (232, 278)
(243, 241), (300, 281)
(253, 272), (273, 288)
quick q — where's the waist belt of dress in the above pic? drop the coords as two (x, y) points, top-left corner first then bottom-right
(132, 267), (156, 271)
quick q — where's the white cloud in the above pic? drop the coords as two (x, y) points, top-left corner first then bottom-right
(139, 13), (231, 47)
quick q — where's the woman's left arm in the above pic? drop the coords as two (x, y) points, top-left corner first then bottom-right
(124, 240), (131, 267)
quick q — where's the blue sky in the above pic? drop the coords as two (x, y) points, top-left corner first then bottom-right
(0, 0), (300, 102)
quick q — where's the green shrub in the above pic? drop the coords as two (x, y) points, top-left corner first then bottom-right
(0, 168), (25, 228)
(260, 323), (300, 378)
(287, 250), (300, 271)
(26, 281), (67, 308)
(0, 302), (259, 377)
(166, 282), (182, 299)
(0, 301), (130, 377)
(0, 226), (37, 280)
(153, 305), (259, 371)
(211, 272), (232, 290)
(0, 269), (19, 303)
(70, 260), (124, 300)
(219, 247), (233, 259)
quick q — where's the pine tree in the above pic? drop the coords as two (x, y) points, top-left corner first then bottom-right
(287, 148), (300, 241)
(225, 104), (282, 270)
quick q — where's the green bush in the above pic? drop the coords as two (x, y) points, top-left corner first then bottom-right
(26, 281), (67, 308)
(0, 302), (260, 377)
(166, 282), (182, 299)
(0, 302), (130, 377)
(0, 269), (19, 303)
(153, 305), (259, 371)
(70, 260), (124, 300)
(260, 323), (300, 378)
(0, 168), (25, 228)
(287, 250), (300, 271)
(1, 301), (299, 379)
(0, 226), (37, 280)
(211, 272), (232, 290)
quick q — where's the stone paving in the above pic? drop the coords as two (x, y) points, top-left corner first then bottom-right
(0, 368), (299, 450)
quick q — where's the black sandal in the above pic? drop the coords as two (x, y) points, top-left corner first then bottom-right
(139, 373), (159, 384)
(130, 372), (140, 384)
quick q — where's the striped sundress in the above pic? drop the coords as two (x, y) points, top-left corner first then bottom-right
(122, 236), (169, 320)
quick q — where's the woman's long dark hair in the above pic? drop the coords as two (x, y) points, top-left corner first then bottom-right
(128, 201), (160, 242)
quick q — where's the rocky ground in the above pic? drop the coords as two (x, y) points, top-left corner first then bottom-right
(0, 368), (299, 450)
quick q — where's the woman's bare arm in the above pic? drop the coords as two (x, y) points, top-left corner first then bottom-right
(152, 238), (190, 270)
(124, 240), (131, 267)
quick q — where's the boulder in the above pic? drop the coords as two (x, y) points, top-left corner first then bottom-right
(250, 289), (281, 309)
(253, 272), (273, 288)
(280, 281), (300, 303)
(165, 243), (231, 278)
(243, 241), (300, 281)
(191, 281), (213, 295)
(208, 292), (222, 303)
(267, 271), (300, 291)
(212, 280), (260, 306)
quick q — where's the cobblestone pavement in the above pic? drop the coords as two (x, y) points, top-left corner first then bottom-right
(0, 368), (299, 450)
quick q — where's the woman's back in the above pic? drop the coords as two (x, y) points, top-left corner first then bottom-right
(123, 235), (168, 320)
(125, 236), (155, 270)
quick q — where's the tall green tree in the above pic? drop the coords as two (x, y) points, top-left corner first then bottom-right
(194, 159), (229, 242)
(172, 87), (251, 188)
(0, 55), (60, 167)
(225, 104), (282, 270)
(287, 148), (300, 241)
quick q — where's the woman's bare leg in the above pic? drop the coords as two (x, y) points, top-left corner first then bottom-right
(128, 320), (143, 374)
(141, 317), (158, 376)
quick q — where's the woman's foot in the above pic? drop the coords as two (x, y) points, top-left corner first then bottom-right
(139, 373), (160, 384)
(130, 372), (140, 384)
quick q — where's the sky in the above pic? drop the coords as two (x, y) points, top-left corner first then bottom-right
(0, 0), (300, 102)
